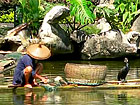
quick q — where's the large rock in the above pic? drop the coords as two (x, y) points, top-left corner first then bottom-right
(81, 30), (140, 59)
(96, 18), (111, 33)
(39, 6), (73, 54)
(41, 6), (69, 23)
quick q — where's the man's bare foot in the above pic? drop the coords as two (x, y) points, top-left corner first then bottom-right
(0, 66), (4, 70)
(24, 84), (32, 88)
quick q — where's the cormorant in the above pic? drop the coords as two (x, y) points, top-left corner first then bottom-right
(117, 58), (130, 82)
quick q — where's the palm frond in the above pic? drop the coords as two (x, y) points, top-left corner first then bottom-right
(67, 0), (95, 24)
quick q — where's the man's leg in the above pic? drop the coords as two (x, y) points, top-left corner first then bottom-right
(23, 66), (32, 88)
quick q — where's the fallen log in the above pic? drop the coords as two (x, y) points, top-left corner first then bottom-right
(7, 23), (28, 37)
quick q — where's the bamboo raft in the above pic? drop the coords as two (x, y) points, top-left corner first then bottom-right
(4, 78), (140, 92)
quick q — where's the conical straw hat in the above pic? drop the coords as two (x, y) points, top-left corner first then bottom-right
(26, 44), (51, 60)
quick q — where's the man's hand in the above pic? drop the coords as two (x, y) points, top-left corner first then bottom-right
(34, 74), (49, 84)
(41, 78), (49, 84)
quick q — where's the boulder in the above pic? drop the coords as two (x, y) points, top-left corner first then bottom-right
(96, 18), (111, 33)
(39, 6), (73, 54)
(81, 30), (140, 59)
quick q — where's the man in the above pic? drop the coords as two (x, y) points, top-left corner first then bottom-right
(13, 43), (51, 88)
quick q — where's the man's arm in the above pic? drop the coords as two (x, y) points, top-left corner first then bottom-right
(34, 74), (48, 83)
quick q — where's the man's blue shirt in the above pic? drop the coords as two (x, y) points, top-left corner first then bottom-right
(13, 54), (36, 85)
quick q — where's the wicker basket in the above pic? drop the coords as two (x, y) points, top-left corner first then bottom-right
(64, 63), (107, 85)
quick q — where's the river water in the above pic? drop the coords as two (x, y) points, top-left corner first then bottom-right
(1, 58), (140, 105)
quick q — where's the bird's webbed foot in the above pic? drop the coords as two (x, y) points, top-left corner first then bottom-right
(121, 79), (127, 83)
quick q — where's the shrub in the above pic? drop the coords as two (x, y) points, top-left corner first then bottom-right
(0, 8), (14, 23)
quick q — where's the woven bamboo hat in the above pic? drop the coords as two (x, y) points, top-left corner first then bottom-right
(26, 43), (51, 60)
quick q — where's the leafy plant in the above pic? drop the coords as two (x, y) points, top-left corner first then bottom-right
(66, 0), (95, 25)
(64, 0), (96, 33)
(18, 0), (41, 36)
(114, 0), (140, 33)
(0, 9), (14, 23)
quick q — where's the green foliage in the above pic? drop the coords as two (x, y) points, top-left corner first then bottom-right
(0, 9), (14, 23)
(81, 24), (101, 35)
(19, 0), (40, 23)
(18, 0), (41, 35)
(114, 0), (140, 33)
(66, 0), (96, 25)
(39, 1), (53, 20)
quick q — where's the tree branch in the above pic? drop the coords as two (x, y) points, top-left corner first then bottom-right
(65, 18), (74, 31)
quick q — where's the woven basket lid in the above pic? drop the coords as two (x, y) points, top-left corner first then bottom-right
(26, 44), (51, 60)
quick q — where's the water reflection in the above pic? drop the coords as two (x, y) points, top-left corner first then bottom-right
(10, 89), (140, 105)
(117, 92), (128, 105)
(12, 89), (65, 105)
(12, 89), (106, 105)
(13, 89), (42, 105)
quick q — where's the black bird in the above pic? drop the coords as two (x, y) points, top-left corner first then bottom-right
(117, 58), (130, 82)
